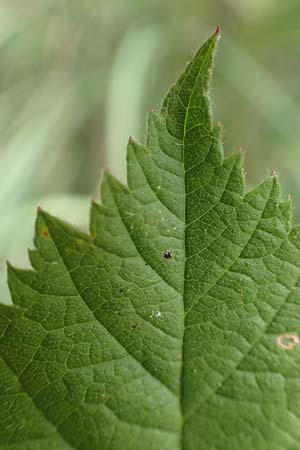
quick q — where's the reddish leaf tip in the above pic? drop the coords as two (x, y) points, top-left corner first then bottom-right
(6, 260), (11, 268)
(271, 169), (277, 177)
(129, 136), (134, 143)
(215, 26), (221, 35)
(37, 206), (43, 213)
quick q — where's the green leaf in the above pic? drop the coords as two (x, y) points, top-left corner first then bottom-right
(1, 29), (300, 450)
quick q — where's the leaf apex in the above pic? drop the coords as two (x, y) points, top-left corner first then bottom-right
(271, 169), (277, 177)
(37, 207), (50, 222)
(128, 136), (138, 149)
(6, 260), (18, 277)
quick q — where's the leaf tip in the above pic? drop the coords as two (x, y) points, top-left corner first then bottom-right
(128, 135), (138, 150)
(271, 169), (277, 177)
(215, 25), (221, 36)
(6, 260), (16, 280)
(235, 144), (246, 156)
(288, 193), (292, 201)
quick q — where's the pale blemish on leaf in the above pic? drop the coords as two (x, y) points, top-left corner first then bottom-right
(276, 333), (299, 350)
(150, 310), (162, 319)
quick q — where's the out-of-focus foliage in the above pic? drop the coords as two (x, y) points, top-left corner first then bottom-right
(0, 0), (300, 302)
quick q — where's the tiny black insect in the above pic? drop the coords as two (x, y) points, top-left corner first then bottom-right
(163, 250), (172, 259)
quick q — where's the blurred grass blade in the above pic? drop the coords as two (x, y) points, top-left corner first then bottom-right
(105, 24), (162, 182)
(0, 84), (75, 206)
(221, 36), (300, 145)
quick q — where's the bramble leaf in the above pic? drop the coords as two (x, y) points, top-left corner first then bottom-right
(1, 29), (300, 450)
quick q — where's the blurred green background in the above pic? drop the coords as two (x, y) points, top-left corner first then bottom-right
(1, 0), (300, 302)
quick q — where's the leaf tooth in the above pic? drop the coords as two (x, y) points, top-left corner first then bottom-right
(100, 172), (130, 206)
(278, 199), (292, 231)
(222, 151), (245, 198)
(127, 139), (150, 191)
(289, 224), (300, 247)
(7, 263), (37, 308)
(243, 177), (275, 205)
(37, 208), (89, 241)
(147, 109), (183, 164)
(28, 249), (42, 270)
(128, 141), (184, 222)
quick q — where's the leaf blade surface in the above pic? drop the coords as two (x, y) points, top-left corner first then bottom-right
(1, 30), (300, 450)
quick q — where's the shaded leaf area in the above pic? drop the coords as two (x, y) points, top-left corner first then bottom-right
(1, 31), (300, 450)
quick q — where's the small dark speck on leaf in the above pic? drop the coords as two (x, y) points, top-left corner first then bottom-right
(164, 250), (172, 259)
(132, 323), (139, 331)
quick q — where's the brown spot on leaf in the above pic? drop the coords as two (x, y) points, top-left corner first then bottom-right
(42, 229), (49, 238)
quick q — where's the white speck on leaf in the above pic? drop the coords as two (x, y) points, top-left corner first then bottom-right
(150, 310), (162, 319)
